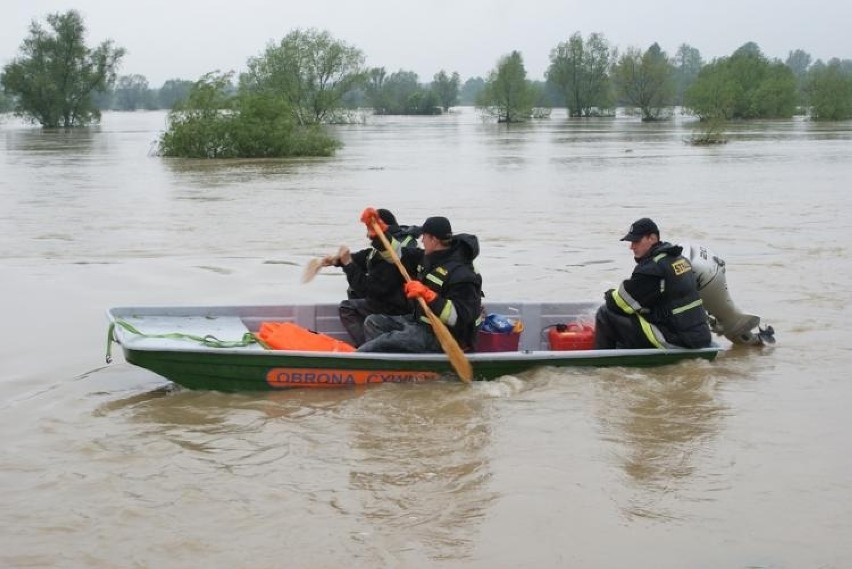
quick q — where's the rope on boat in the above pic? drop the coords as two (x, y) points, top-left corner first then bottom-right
(106, 322), (115, 363)
(105, 320), (258, 364)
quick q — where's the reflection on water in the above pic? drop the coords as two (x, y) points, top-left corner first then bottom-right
(90, 382), (494, 564)
(98, 385), (365, 460)
(594, 362), (727, 520)
(346, 386), (495, 563)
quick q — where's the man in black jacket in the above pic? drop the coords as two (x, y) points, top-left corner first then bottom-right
(358, 215), (483, 353)
(594, 217), (712, 350)
(322, 208), (420, 346)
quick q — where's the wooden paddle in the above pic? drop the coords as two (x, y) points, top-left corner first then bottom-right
(302, 246), (348, 284)
(301, 257), (324, 283)
(370, 220), (473, 383)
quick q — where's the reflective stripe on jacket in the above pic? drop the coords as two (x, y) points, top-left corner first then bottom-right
(613, 242), (711, 349)
(409, 233), (482, 349)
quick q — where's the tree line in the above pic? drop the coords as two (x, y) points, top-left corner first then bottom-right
(2, 10), (851, 157)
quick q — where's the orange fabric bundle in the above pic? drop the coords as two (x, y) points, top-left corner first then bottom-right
(256, 322), (356, 352)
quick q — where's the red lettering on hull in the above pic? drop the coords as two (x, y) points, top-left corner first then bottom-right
(266, 368), (441, 388)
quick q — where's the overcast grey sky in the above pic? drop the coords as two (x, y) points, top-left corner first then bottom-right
(3, 0), (851, 87)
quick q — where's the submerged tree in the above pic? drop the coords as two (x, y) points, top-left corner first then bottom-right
(432, 70), (461, 112)
(672, 44), (703, 106)
(459, 76), (485, 105)
(612, 43), (675, 121)
(113, 74), (151, 110)
(687, 115), (729, 145)
(728, 43), (797, 118)
(805, 59), (852, 120)
(685, 42), (797, 120)
(379, 70), (422, 113)
(365, 68), (440, 115)
(240, 28), (365, 125)
(786, 48), (812, 109)
(364, 67), (390, 113)
(545, 32), (613, 117)
(1, 10), (125, 127)
(477, 51), (536, 123)
(157, 79), (194, 109)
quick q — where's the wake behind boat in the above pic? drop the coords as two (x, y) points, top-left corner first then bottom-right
(106, 301), (722, 391)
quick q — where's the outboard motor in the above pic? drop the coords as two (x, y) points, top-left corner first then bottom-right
(681, 243), (775, 346)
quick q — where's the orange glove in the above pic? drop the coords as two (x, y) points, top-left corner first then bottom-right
(360, 207), (388, 237)
(405, 280), (437, 303)
(360, 207), (378, 224)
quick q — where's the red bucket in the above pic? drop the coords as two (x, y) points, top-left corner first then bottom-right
(476, 330), (521, 352)
(548, 323), (595, 351)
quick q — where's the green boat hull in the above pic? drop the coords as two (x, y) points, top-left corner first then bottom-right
(122, 344), (719, 392)
(109, 303), (722, 392)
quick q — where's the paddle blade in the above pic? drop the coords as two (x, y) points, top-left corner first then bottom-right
(301, 258), (323, 283)
(424, 303), (473, 383)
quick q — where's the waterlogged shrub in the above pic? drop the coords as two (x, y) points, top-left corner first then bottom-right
(279, 126), (342, 156)
(160, 112), (340, 159)
(159, 109), (235, 158)
(806, 62), (852, 121)
(159, 72), (341, 158)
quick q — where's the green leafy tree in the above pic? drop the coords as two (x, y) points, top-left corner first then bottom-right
(0, 10), (125, 127)
(365, 69), (439, 115)
(751, 62), (798, 117)
(376, 69), (420, 114)
(683, 60), (738, 120)
(728, 42), (796, 118)
(785, 49), (812, 109)
(528, 80), (552, 117)
(227, 90), (339, 156)
(432, 70), (460, 112)
(785, 49), (812, 77)
(477, 51), (536, 123)
(114, 74), (150, 110)
(672, 44), (703, 106)
(405, 89), (442, 115)
(613, 43), (675, 121)
(545, 32), (613, 117)
(240, 28), (365, 125)
(685, 42), (797, 120)
(459, 76), (485, 105)
(805, 59), (852, 120)
(364, 67), (390, 113)
(157, 79), (194, 109)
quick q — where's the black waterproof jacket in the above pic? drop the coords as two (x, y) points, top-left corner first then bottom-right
(403, 233), (483, 349)
(606, 241), (711, 348)
(341, 226), (420, 315)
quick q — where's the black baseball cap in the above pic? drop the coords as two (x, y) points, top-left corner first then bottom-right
(421, 216), (452, 240)
(377, 208), (398, 226)
(620, 217), (660, 242)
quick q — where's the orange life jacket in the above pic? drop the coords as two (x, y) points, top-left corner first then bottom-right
(256, 322), (356, 352)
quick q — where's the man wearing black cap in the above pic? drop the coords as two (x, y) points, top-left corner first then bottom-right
(357, 215), (483, 353)
(594, 217), (711, 350)
(321, 207), (421, 346)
